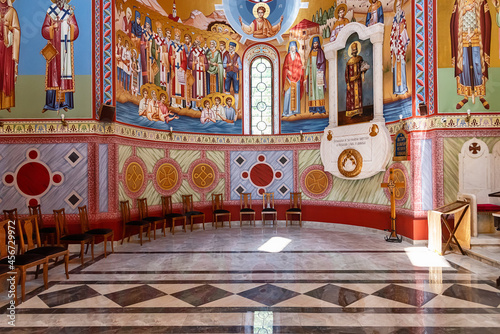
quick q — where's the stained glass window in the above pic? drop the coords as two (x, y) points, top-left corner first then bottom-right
(250, 57), (273, 135)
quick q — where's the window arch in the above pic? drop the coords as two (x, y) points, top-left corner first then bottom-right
(243, 44), (280, 135)
(250, 57), (273, 135)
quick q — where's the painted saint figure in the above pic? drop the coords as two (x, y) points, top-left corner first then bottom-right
(187, 35), (209, 109)
(366, 0), (384, 27)
(169, 29), (187, 108)
(451, 0), (491, 110)
(282, 41), (303, 117)
(345, 42), (369, 117)
(206, 39), (223, 94)
(224, 96), (237, 123)
(390, 0), (409, 95)
(0, 0), (20, 112)
(41, 0), (79, 112)
(330, 4), (349, 42)
(200, 99), (216, 124)
(305, 36), (326, 114)
(223, 41), (242, 109)
(239, 5), (283, 39)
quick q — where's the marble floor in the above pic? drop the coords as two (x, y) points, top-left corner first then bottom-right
(2, 222), (500, 333)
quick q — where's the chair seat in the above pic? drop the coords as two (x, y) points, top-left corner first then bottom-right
(40, 227), (57, 234)
(0, 253), (46, 266)
(262, 208), (277, 212)
(165, 213), (183, 219)
(143, 216), (165, 222)
(186, 211), (204, 216)
(60, 234), (92, 242)
(86, 228), (114, 235)
(240, 208), (255, 213)
(26, 246), (67, 256)
(214, 209), (230, 214)
(286, 208), (302, 213)
(125, 220), (150, 226)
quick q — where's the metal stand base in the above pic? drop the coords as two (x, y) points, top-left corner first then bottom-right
(384, 229), (403, 243)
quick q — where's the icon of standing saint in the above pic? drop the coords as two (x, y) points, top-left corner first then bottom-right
(239, 3), (283, 39)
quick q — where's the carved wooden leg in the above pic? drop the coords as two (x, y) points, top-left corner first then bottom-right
(35, 265), (40, 279)
(139, 226), (144, 246)
(43, 261), (48, 289)
(64, 253), (69, 279)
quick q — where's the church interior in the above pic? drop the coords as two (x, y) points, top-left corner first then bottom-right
(1, 0), (500, 332)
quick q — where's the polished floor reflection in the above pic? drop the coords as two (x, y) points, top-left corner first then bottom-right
(1, 222), (500, 333)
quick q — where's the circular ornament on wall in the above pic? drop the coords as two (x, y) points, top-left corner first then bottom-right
(156, 163), (178, 191)
(192, 163), (215, 189)
(125, 162), (145, 193)
(300, 165), (333, 199)
(337, 149), (363, 178)
(383, 163), (410, 207)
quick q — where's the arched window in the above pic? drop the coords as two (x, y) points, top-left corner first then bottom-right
(243, 44), (280, 135)
(250, 57), (273, 135)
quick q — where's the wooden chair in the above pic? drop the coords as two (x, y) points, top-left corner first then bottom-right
(78, 205), (114, 258)
(240, 193), (256, 226)
(212, 194), (231, 229)
(161, 196), (186, 235)
(0, 265), (19, 305)
(3, 209), (21, 254)
(181, 195), (205, 232)
(262, 192), (277, 225)
(0, 219), (48, 302)
(20, 215), (69, 280)
(29, 204), (56, 246)
(54, 208), (93, 265)
(137, 198), (166, 240)
(120, 200), (151, 246)
(286, 192), (302, 227)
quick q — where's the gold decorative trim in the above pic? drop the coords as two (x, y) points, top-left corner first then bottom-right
(338, 149), (363, 178)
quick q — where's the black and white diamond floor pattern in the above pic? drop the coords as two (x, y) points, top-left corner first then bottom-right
(23, 282), (500, 309)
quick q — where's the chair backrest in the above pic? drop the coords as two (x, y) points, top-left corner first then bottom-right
(263, 193), (274, 209)
(19, 215), (42, 253)
(3, 209), (18, 222)
(53, 208), (68, 243)
(119, 200), (131, 224)
(212, 194), (224, 211)
(28, 204), (44, 229)
(240, 193), (252, 209)
(161, 196), (173, 216)
(289, 192), (302, 209)
(137, 198), (149, 220)
(78, 205), (90, 233)
(181, 195), (194, 213)
(0, 219), (10, 259)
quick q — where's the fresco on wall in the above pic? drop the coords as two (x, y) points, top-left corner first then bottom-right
(338, 33), (374, 125)
(438, 0), (500, 113)
(0, 0), (92, 120)
(114, 0), (412, 134)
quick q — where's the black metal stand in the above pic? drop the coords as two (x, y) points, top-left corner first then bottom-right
(384, 218), (402, 243)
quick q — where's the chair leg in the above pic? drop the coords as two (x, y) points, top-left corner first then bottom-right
(64, 253), (69, 279)
(147, 224), (151, 241)
(85, 242), (90, 254)
(80, 242), (85, 264)
(152, 222), (157, 240)
(91, 241), (95, 260)
(172, 219), (175, 235)
(139, 226), (144, 246)
(103, 236), (108, 258)
(13, 270), (19, 306)
(240, 214), (242, 227)
(191, 217), (194, 232)
(229, 214), (231, 228)
(286, 214), (288, 226)
(35, 265), (40, 279)
(183, 217), (186, 232)
(202, 216), (205, 230)
(20, 268), (26, 302)
(163, 219), (167, 237)
(43, 261), (48, 289)
(111, 233), (115, 254)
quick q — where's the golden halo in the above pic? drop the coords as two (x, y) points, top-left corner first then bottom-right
(139, 85), (150, 97)
(227, 39), (240, 53)
(347, 41), (362, 57)
(212, 93), (224, 105)
(253, 3), (270, 19)
(310, 35), (322, 49)
(286, 40), (299, 52)
(334, 4), (348, 19)
(224, 95), (235, 105)
(201, 97), (213, 109)
(393, 0), (402, 13)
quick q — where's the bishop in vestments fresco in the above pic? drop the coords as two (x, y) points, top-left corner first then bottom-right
(390, 0), (409, 95)
(0, 0), (20, 112)
(41, 0), (79, 113)
(345, 42), (369, 118)
(451, 0), (491, 110)
(305, 36), (326, 114)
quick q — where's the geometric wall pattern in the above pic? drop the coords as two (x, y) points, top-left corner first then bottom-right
(0, 143), (88, 214)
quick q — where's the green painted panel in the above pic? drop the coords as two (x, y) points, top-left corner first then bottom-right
(118, 146), (132, 174)
(171, 150), (200, 173)
(206, 151), (225, 173)
(141, 181), (161, 206)
(207, 179), (226, 200)
(136, 147), (164, 173)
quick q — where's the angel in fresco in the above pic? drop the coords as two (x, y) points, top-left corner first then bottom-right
(282, 41), (303, 117)
(0, 0), (20, 112)
(365, 0), (384, 27)
(330, 4), (349, 42)
(451, 0), (491, 110)
(390, 0), (409, 95)
(239, 4), (283, 39)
